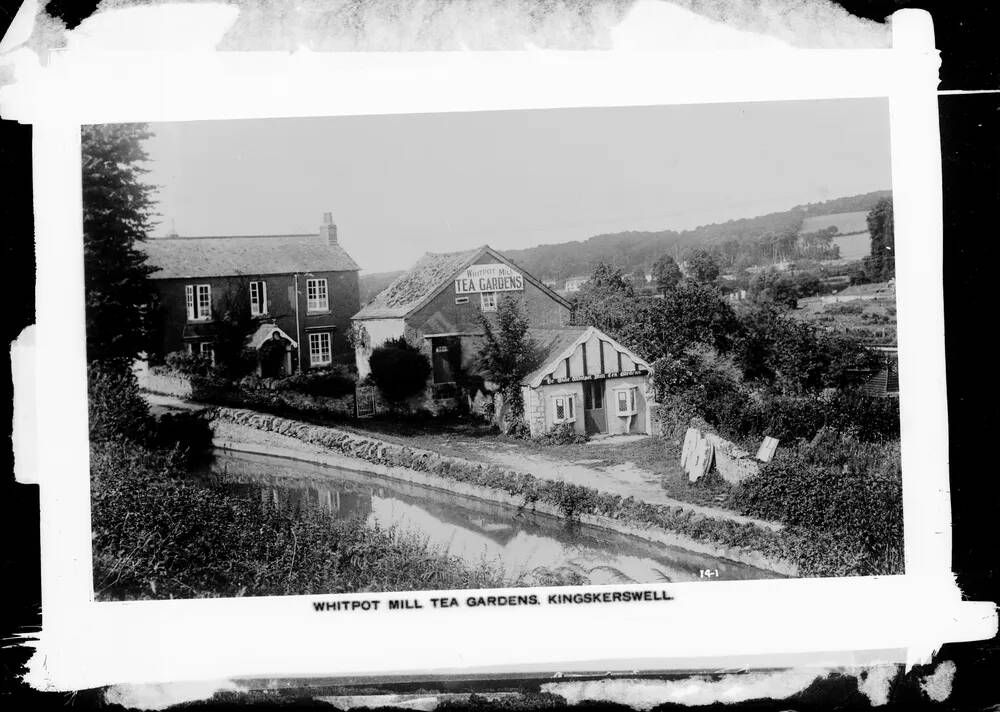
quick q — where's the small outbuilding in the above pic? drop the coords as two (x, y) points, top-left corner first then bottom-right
(521, 327), (654, 438)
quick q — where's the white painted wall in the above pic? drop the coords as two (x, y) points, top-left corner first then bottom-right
(354, 318), (406, 378)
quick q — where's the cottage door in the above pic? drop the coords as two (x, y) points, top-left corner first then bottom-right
(583, 379), (607, 435)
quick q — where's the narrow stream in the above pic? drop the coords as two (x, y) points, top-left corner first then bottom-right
(194, 449), (781, 585)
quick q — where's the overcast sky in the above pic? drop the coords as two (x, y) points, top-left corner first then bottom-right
(142, 98), (891, 273)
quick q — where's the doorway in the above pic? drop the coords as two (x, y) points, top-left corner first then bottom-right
(583, 379), (607, 435)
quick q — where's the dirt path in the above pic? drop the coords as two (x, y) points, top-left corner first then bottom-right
(475, 445), (784, 532)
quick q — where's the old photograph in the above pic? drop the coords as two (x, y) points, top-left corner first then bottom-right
(85, 98), (902, 600)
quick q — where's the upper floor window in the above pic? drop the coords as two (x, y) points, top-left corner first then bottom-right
(249, 280), (268, 316)
(306, 278), (329, 312)
(185, 284), (212, 321)
(480, 291), (498, 312)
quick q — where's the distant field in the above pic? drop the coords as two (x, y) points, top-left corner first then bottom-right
(794, 287), (897, 347)
(800, 210), (870, 235)
(832, 233), (871, 261)
(800, 210), (871, 261)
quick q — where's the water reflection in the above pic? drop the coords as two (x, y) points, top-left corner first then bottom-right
(197, 450), (781, 585)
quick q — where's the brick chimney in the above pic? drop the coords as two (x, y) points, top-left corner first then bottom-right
(319, 212), (338, 245)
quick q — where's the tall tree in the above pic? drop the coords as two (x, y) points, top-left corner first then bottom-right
(865, 197), (895, 282)
(651, 254), (682, 295)
(684, 249), (721, 283)
(477, 295), (537, 423)
(82, 123), (159, 368)
(621, 281), (739, 361)
(573, 263), (638, 336)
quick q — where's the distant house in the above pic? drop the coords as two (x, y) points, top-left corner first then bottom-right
(521, 326), (654, 438)
(352, 245), (572, 406)
(142, 213), (360, 376)
(563, 275), (589, 293)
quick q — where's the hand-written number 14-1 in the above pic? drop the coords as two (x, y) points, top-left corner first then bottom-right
(699, 569), (719, 579)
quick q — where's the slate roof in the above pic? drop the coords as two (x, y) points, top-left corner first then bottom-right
(354, 245), (570, 320)
(142, 234), (359, 280)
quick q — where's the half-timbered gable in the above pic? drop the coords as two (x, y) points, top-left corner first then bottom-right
(521, 326), (654, 438)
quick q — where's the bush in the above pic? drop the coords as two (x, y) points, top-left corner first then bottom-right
(369, 337), (431, 402)
(505, 417), (531, 440)
(536, 422), (588, 445)
(276, 365), (356, 398)
(150, 411), (212, 459)
(727, 436), (903, 575)
(88, 361), (153, 443)
(165, 350), (214, 377)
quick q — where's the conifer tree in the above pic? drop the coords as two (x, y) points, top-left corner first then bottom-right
(82, 123), (159, 368)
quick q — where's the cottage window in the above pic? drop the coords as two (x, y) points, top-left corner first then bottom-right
(480, 291), (498, 311)
(306, 278), (329, 312)
(552, 394), (576, 424)
(185, 284), (212, 321)
(186, 341), (215, 365)
(249, 281), (268, 316)
(309, 332), (332, 366)
(614, 386), (639, 416)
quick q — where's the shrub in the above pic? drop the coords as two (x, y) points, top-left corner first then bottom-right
(727, 439), (903, 575)
(276, 366), (356, 398)
(165, 350), (214, 377)
(150, 411), (212, 459)
(88, 361), (153, 443)
(505, 417), (531, 440)
(536, 422), (588, 445)
(368, 337), (431, 402)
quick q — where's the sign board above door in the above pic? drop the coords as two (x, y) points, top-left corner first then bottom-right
(454, 263), (525, 294)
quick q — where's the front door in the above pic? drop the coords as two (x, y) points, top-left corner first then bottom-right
(583, 379), (607, 435)
(431, 337), (459, 384)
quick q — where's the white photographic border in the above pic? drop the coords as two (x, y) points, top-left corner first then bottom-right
(9, 9), (996, 692)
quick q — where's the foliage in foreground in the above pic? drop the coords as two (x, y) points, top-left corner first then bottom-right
(728, 428), (903, 576)
(90, 441), (520, 599)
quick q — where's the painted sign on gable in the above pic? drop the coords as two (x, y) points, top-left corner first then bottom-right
(454, 263), (524, 294)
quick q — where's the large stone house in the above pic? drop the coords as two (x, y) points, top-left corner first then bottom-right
(352, 245), (572, 407)
(142, 214), (360, 376)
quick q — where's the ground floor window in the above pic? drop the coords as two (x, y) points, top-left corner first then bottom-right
(308, 332), (332, 366)
(552, 393), (576, 424)
(614, 385), (639, 416)
(186, 341), (215, 365)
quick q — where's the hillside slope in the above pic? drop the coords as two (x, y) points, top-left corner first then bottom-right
(502, 190), (889, 282)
